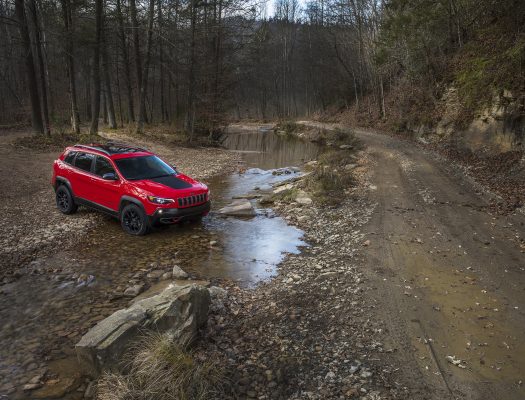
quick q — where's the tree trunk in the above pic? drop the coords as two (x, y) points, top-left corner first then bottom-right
(210, 0), (223, 139)
(116, 0), (135, 122)
(185, 0), (197, 139)
(129, 0), (143, 122)
(102, 89), (107, 124)
(158, 0), (166, 123)
(28, 0), (50, 135)
(15, 0), (43, 135)
(102, 9), (117, 129)
(136, 0), (155, 134)
(60, 0), (80, 133)
(115, 59), (124, 126)
(89, 0), (103, 135)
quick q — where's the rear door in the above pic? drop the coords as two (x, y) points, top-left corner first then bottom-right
(91, 155), (122, 211)
(71, 152), (95, 200)
(57, 150), (78, 189)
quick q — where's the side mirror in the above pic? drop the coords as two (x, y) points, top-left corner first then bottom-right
(102, 172), (118, 180)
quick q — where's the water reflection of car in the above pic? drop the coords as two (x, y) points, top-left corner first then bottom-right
(51, 142), (210, 235)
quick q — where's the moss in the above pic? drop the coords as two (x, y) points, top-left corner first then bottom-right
(455, 57), (491, 109)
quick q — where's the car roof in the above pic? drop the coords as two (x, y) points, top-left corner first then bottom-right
(70, 142), (154, 159)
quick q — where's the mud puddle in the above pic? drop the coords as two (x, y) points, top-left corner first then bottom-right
(0, 125), (319, 398)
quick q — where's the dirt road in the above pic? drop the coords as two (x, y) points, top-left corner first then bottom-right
(354, 128), (525, 399)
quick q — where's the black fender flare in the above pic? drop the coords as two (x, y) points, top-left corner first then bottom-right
(55, 176), (73, 193)
(119, 196), (145, 216)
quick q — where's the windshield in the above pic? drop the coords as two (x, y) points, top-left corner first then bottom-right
(114, 155), (175, 180)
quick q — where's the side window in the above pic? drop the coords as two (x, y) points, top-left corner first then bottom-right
(64, 151), (77, 164)
(74, 152), (94, 172)
(94, 156), (115, 177)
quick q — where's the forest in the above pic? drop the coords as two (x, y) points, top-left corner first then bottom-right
(0, 0), (524, 139)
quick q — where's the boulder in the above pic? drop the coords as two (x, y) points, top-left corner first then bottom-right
(344, 163), (358, 171)
(172, 265), (188, 279)
(161, 272), (173, 280)
(146, 269), (164, 279)
(123, 284), (145, 297)
(76, 283), (210, 377)
(218, 199), (256, 217)
(295, 190), (313, 205)
(208, 286), (228, 300)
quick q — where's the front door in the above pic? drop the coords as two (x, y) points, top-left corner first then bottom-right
(91, 155), (122, 211)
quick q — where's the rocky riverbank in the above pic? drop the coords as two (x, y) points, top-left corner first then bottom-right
(190, 143), (405, 399)
(0, 129), (241, 398)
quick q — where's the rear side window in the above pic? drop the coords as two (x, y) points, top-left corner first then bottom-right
(94, 156), (115, 177)
(64, 151), (77, 164)
(74, 152), (94, 172)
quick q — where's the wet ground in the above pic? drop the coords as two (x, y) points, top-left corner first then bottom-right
(0, 126), (319, 398)
(351, 128), (525, 399)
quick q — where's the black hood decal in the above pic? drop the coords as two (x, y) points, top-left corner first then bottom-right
(149, 175), (193, 189)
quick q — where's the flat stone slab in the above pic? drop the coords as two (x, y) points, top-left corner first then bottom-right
(218, 198), (256, 217)
(76, 283), (210, 377)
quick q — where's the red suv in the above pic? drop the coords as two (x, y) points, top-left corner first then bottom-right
(52, 142), (210, 235)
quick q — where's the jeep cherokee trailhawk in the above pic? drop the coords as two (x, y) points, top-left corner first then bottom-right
(52, 142), (210, 235)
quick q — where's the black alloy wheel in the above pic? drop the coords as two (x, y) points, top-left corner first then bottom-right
(121, 204), (149, 235)
(56, 185), (78, 214)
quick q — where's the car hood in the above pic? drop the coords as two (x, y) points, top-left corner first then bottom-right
(129, 173), (207, 197)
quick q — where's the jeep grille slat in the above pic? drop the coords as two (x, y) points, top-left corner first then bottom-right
(177, 193), (206, 208)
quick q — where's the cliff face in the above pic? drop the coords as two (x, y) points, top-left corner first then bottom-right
(416, 88), (525, 153)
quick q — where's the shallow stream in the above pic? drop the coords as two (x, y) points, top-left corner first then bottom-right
(0, 125), (320, 397)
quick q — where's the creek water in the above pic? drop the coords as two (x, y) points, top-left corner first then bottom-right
(0, 125), (319, 397)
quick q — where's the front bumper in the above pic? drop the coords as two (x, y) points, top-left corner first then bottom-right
(149, 201), (211, 224)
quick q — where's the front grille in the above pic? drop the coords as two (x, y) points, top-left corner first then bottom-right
(177, 193), (206, 207)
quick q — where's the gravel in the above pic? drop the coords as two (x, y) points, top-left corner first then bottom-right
(196, 160), (405, 399)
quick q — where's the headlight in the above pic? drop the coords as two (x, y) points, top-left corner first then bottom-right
(148, 196), (174, 205)
(206, 190), (211, 201)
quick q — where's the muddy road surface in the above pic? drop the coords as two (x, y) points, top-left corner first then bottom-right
(354, 128), (525, 399)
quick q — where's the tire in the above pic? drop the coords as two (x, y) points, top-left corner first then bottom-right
(56, 185), (78, 215)
(120, 204), (150, 236)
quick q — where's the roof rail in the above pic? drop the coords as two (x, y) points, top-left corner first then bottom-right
(105, 141), (149, 152)
(73, 144), (110, 155)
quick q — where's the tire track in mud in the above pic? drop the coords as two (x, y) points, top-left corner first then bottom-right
(356, 129), (525, 400)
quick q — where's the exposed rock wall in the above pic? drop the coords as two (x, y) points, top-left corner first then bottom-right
(421, 88), (524, 152)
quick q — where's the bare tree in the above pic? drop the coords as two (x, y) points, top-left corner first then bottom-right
(60, 0), (80, 133)
(89, 0), (103, 134)
(28, 0), (51, 134)
(136, 0), (155, 134)
(102, 3), (117, 129)
(15, 0), (43, 135)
